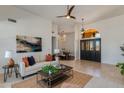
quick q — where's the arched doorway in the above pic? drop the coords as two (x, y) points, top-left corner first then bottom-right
(80, 29), (101, 62)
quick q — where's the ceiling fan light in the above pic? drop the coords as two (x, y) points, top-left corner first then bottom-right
(66, 15), (70, 19)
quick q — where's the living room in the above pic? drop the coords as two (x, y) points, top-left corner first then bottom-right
(0, 4), (124, 89)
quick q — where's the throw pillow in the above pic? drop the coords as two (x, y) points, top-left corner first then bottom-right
(22, 57), (29, 67)
(45, 54), (53, 61)
(28, 56), (36, 66)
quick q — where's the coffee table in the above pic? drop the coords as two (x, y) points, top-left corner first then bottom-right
(36, 64), (73, 88)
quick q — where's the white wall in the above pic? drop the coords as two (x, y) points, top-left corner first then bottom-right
(74, 24), (82, 60)
(85, 14), (124, 65)
(58, 33), (75, 56)
(52, 23), (59, 49)
(58, 24), (75, 56)
(0, 6), (52, 72)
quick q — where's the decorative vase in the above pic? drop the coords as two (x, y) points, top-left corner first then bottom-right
(49, 70), (52, 75)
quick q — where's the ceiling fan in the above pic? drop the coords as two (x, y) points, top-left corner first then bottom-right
(57, 5), (76, 19)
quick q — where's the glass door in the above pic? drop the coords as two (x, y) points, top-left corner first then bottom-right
(89, 40), (94, 51)
(95, 39), (101, 51)
(81, 41), (85, 51)
(80, 40), (86, 60)
(86, 40), (90, 51)
(80, 39), (101, 62)
(95, 38), (101, 62)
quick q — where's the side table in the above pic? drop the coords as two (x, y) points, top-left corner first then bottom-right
(2, 64), (20, 82)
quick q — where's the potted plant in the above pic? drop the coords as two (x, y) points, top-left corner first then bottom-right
(116, 44), (124, 75)
(41, 65), (60, 75)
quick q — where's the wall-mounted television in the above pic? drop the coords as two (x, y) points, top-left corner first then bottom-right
(16, 35), (42, 53)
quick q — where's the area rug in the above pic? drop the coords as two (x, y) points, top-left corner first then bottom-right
(0, 73), (3, 84)
(84, 77), (124, 88)
(12, 71), (92, 88)
(0, 73), (22, 88)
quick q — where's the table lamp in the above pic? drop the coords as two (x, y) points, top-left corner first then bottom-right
(54, 49), (60, 64)
(5, 51), (15, 67)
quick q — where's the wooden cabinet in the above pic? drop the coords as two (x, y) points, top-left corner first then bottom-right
(80, 38), (101, 62)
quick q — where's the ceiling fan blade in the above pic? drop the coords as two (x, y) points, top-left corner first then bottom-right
(68, 5), (75, 15)
(67, 5), (69, 11)
(70, 16), (76, 19)
(56, 15), (67, 18)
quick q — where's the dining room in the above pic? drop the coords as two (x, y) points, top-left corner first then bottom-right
(58, 31), (75, 61)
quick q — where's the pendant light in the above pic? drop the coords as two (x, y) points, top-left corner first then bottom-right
(81, 18), (85, 33)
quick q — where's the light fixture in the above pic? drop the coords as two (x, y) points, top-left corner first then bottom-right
(58, 31), (67, 41)
(63, 34), (66, 38)
(66, 15), (70, 19)
(54, 49), (60, 54)
(5, 51), (12, 58)
(5, 50), (15, 67)
(81, 28), (85, 33)
(54, 49), (60, 64)
(81, 18), (85, 33)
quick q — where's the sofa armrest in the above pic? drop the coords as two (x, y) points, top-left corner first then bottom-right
(19, 62), (25, 77)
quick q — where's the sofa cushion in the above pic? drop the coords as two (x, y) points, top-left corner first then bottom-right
(19, 60), (57, 77)
(28, 56), (36, 66)
(25, 62), (51, 72)
(25, 63), (41, 72)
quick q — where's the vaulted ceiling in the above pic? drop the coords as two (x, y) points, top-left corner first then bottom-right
(16, 5), (124, 26)
(0, 5), (124, 33)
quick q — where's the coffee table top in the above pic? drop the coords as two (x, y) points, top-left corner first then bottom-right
(37, 64), (73, 78)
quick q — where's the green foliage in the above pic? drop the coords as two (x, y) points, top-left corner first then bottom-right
(120, 45), (124, 51)
(116, 44), (124, 75)
(120, 44), (124, 56)
(116, 63), (124, 75)
(41, 65), (59, 74)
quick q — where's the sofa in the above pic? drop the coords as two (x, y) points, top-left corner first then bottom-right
(19, 61), (58, 79)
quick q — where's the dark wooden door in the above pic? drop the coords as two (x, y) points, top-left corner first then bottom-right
(80, 38), (101, 62)
(94, 38), (101, 62)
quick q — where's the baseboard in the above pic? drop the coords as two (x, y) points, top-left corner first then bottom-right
(101, 61), (116, 66)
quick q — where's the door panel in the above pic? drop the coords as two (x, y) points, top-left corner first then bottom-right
(95, 39), (101, 51)
(80, 38), (101, 62)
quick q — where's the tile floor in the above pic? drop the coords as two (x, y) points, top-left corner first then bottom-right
(60, 60), (124, 85)
(0, 60), (124, 87)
